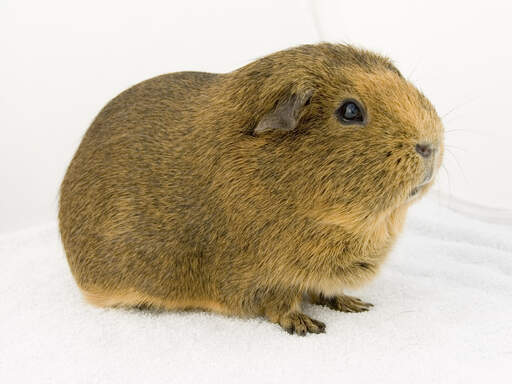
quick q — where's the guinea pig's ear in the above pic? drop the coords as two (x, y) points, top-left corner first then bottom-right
(253, 89), (313, 135)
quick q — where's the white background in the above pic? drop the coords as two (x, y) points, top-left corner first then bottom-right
(2, 0), (512, 234)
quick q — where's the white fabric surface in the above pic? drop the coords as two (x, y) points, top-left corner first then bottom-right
(1, 196), (511, 383)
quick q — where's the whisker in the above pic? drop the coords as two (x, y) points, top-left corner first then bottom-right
(445, 148), (469, 184)
(441, 96), (479, 120)
(445, 128), (471, 134)
(445, 144), (467, 153)
(442, 164), (452, 192)
(407, 57), (423, 80)
(436, 163), (453, 208)
(445, 128), (486, 137)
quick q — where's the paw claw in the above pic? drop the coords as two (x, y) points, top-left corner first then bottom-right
(314, 294), (373, 313)
(278, 312), (326, 336)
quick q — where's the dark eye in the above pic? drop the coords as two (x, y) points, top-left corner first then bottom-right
(335, 99), (366, 125)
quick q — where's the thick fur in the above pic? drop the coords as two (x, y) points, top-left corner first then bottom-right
(59, 43), (444, 335)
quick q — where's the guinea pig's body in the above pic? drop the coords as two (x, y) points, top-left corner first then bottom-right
(59, 43), (443, 335)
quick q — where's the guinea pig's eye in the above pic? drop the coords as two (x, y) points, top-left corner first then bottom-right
(335, 99), (366, 125)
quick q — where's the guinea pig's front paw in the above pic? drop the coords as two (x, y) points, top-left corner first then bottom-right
(313, 294), (373, 313)
(278, 312), (326, 336)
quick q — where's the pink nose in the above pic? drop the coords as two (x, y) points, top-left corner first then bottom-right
(415, 143), (433, 158)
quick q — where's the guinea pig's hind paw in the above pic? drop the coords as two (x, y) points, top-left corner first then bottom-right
(318, 294), (373, 313)
(279, 312), (326, 336)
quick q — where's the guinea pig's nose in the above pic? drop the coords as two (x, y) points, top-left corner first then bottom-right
(415, 143), (433, 158)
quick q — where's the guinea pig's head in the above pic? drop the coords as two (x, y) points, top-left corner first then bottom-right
(238, 44), (443, 227)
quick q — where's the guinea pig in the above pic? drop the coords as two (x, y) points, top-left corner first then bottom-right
(59, 43), (444, 335)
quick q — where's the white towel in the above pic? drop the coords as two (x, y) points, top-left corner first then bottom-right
(1, 196), (511, 384)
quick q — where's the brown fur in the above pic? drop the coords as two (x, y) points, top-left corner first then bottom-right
(59, 43), (444, 335)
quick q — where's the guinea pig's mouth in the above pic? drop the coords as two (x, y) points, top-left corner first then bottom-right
(408, 178), (433, 199)
(409, 185), (423, 198)
(409, 167), (435, 199)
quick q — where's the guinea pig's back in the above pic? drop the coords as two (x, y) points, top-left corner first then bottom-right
(59, 71), (219, 295)
(85, 71), (218, 139)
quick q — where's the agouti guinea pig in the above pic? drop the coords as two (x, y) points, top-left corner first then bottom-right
(59, 43), (444, 335)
